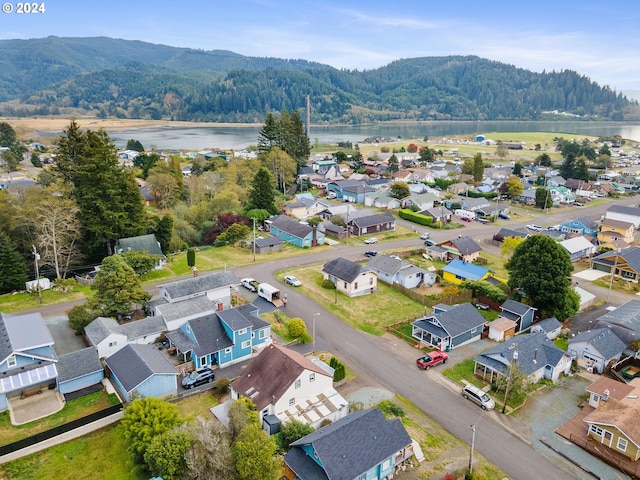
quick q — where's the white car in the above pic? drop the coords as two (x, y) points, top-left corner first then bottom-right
(420, 232), (431, 240)
(284, 275), (302, 287)
(526, 224), (542, 232)
(364, 237), (378, 244)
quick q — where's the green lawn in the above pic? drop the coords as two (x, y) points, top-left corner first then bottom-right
(0, 391), (121, 446)
(0, 424), (147, 480)
(0, 285), (90, 313)
(276, 264), (425, 335)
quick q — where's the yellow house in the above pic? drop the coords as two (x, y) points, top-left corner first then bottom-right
(598, 218), (635, 247)
(584, 395), (640, 461)
(441, 259), (506, 285)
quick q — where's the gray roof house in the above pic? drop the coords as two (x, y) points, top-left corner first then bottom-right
(104, 344), (179, 402)
(411, 303), (486, 351)
(153, 295), (218, 331)
(493, 227), (529, 242)
(530, 317), (562, 340)
(475, 332), (572, 383)
(348, 212), (396, 237)
(85, 315), (167, 359)
(366, 254), (435, 288)
(568, 328), (627, 374)
(116, 234), (164, 269)
(284, 408), (414, 480)
(158, 270), (239, 307)
(590, 246), (640, 284)
(604, 204), (640, 228)
(56, 347), (105, 398)
(500, 299), (537, 333)
(595, 299), (640, 345)
(322, 257), (377, 297)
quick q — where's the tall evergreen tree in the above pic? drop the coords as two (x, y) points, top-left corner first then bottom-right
(248, 167), (276, 213)
(560, 153), (577, 179)
(54, 122), (147, 257)
(574, 157), (590, 181)
(257, 112), (279, 154)
(0, 231), (28, 293)
(473, 152), (484, 182)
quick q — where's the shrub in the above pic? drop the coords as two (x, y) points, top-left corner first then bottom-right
(333, 363), (346, 382)
(398, 209), (433, 226)
(321, 279), (336, 289)
(68, 304), (98, 335)
(215, 378), (231, 394)
(287, 318), (307, 338)
(377, 400), (405, 417)
(297, 331), (312, 344)
(53, 277), (76, 293)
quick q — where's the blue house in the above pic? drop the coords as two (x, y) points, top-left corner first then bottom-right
(560, 216), (598, 237)
(268, 215), (325, 248)
(57, 347), (104, 398)
(411, 302), (487, 350)
(500, 299), (537, 333)
(165, 304), (271, 370)
(284, 408), (414, 480)
(326, 179), (372, 201)
(0, 312), (57, 412)
(105, 344), (179, 401)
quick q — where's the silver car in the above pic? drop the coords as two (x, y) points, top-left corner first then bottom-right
(462, 385), (495, 410)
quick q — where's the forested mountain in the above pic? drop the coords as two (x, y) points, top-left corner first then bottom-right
(1, 36), (638, 122)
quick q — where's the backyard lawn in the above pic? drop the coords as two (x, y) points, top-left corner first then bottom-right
(275, 263), (425, 335)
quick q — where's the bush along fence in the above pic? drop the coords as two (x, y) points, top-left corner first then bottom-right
(0, 403), (123, 457)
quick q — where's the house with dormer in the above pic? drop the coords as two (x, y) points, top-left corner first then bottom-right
(474, 332), (572, 384)
(231, 343), (348, 430)
(283, 408), (414, 480)
(411, 303), (487, 350)
(0, 312), (58, 412)
(165, 304), (271, 371)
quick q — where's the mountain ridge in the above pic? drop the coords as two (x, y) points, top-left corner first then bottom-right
(1, 36), (638, 123)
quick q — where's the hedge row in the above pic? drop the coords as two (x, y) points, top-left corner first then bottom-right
(399, 209), (433, 226)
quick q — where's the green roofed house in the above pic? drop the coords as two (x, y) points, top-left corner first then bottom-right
(116, 233), (164, 269)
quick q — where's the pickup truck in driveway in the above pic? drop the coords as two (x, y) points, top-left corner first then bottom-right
(241, 278), (259, 292)
(416, 351), (449, 369)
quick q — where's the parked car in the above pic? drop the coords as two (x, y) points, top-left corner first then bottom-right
(475, 217), (490, 224)
(241, 277), (259, 292)
(573, 202), (584, 207)
(461, 216), (473, 222)
(284, 275), (302, 287)
(364, 237), (378, 244)
(420, 232), (431, 240)
(364, 250), (378, 257)
(461, 384), (495, 410)
(475, 302), (490, 310)
(547, 225), (561, 231)
(182, 368), (215, 389)
(416, 351), (449, 370)
(498, 212), (511, 220)
(424, 239), (436, 247)
(526, 224), (542, 232)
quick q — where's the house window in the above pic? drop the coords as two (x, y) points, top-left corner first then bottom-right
(354, 282), (358, 290)
(590, 424), (604, 437)
(309, 373), (315, 382)
(295, 379), (301, 389)
(259, 329), (267, 339)
(225, 347), (232, 354)
(238, 328), (247, 335)
(241, 340), (251, 349)
(369, 277), (373, 285)
(289, 398), (295, 406)
(185, 324), (192, 334)
(617, 437), (628, 452)
(7, 355), (16, 368)
(382, 458), (391, 470)
(343, 281), (347, 289)
(200, 356), (207, 365)
(108, 341), (117, 348)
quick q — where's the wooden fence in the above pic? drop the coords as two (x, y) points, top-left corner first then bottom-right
(569, 433), (640, 478)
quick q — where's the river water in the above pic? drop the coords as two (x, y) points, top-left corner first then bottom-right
(108, 121), (640, 150)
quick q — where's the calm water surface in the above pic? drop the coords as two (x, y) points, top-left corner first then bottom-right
(108, 121), (640, 150)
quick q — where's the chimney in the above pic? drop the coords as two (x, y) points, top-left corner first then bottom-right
(603, 389), (610, 402)
(312, 225), (317, 247)
(533, 348), (538, 364)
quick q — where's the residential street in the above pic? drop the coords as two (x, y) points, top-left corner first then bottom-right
(20, 195), (640, 479)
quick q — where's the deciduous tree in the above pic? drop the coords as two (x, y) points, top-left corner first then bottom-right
(390, 181), (410, 199)
(144, 429), (193, 480)
(184, 417), (235, 480)
(232, 424), (281, 480)
(506, 235), (579, 319)
(278, 419), (315, 450)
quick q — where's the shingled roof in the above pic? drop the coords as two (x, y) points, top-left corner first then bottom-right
(104, 344), (178, 393)
(322, 257), (369, 283)
(159, 270), (239, 301)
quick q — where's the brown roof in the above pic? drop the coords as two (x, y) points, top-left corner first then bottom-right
(602, 218), (634, 230)
(586, 377), (634, 400)
(489, 317), (517, 332)
(584, 396), (640, 448)
(231, 343), (330, 411)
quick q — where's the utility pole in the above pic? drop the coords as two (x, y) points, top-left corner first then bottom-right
(502, 343), (519, 414)
(32, 245), (42, 304)
(252, 217), (257, 262)
(468, 424), (476, 475)
(313, 313), (319, 354)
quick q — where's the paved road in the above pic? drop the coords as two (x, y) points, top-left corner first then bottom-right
(25, 195), (640, 479)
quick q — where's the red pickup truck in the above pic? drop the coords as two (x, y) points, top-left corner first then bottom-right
(416, 351), (449, 370)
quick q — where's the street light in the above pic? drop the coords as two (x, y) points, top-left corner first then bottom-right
(468, 424), (476, 475)
(313, 313), (320, 354)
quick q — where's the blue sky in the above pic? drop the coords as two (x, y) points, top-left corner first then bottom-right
(2, 0), (640, 93)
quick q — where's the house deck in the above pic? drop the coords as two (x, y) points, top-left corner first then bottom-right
(556, 405), (640, 477)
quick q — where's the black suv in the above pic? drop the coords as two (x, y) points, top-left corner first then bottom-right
(364, 250), (378, 257)
(181, 368), (215, 389)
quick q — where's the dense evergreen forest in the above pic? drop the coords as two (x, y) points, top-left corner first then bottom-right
(1, 36), (638, 122)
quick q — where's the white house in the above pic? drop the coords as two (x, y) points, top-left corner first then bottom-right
(84, 315), (166, 359)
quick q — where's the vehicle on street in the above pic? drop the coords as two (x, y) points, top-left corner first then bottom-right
(420, 232), (431, 240)
(364, 237), (378, 244)
(526, 224), (542, 232)
(461, 384), (495, 410)
(284, 275), (302, 287)
(182, 368), (215, 389)
(547, 225), (561, 231)
(416, 351), (449, 369)
(424, 239), (436, 247)
(475, 302), (490, 310)
(475, 217), (490, 223)
(364, 250), (378, 257)
(461, 216), (473, 222)
(498, 212), (510, 220)
(240, 277), (259, 292)
(573, 202), (584, 207)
